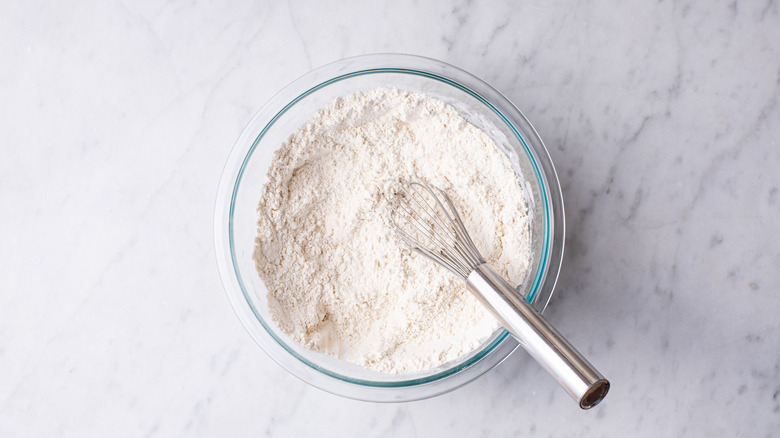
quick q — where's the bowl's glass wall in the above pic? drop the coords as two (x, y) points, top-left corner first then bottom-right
(217, 54), (564, 401)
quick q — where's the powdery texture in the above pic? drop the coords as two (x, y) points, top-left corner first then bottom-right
(254, 88), (531, 373)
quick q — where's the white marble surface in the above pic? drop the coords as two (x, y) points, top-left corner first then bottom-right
(1, 0), (779, 436)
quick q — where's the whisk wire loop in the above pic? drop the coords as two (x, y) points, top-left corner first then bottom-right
(388, 179), (484, 279)
(407, 182), (483, 271)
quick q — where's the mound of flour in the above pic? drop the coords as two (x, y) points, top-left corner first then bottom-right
(254, 88), (530, 373)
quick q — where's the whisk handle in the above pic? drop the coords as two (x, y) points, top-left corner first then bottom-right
(466, 264), (610, 409)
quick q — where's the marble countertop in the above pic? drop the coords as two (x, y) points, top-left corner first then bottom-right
(2, 0), (778, 436)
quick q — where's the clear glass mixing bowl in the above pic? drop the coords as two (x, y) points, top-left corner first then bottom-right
(214, 54), (565, 402)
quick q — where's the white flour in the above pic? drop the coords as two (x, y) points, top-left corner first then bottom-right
(254, 88), (530, 373)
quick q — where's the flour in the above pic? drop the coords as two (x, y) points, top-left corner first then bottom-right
(254, 88), (531, 374)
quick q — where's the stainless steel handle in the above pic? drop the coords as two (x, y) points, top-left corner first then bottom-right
(466, 264), (610, 409)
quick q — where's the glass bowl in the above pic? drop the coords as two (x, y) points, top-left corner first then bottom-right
(214, 54), (565, 402)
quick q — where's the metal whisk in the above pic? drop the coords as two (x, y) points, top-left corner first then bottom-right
(388, 179), (610, 409)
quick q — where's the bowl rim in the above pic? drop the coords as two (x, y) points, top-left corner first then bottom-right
(214, 53), (565, 402)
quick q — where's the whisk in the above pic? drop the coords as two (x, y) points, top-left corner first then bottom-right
(388, 179), (609, 409)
